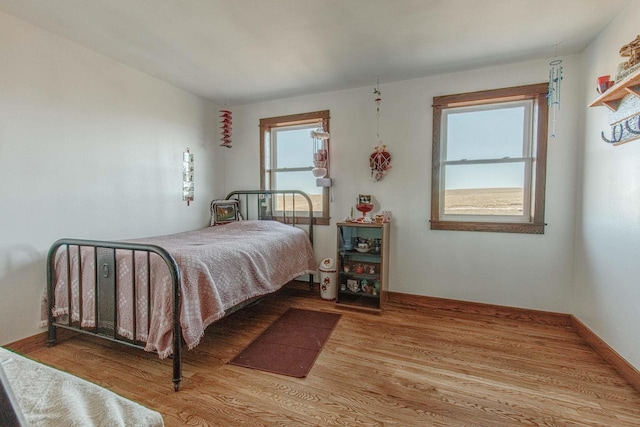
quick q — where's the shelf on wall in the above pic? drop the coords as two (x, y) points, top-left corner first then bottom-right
(589, 67), (640, 146)
(589, 68), (640, 111)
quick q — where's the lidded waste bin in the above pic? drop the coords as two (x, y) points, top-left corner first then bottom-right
(319, 257), (337, 300)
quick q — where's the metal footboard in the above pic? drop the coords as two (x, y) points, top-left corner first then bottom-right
(46, 239), (183, 391)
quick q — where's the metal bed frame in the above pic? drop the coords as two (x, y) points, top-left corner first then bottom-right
(46, 190), (315, 391)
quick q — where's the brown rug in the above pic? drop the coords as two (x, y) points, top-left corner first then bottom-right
(229, 308), (341, 377)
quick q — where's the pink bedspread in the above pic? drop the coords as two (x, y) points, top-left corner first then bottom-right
(51, 220), (317, 358)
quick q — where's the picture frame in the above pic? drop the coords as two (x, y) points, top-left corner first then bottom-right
(358, 194), (371, 205)
(210, 199), (240, 226)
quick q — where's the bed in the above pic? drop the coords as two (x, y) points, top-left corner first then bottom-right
(46, 190), (317, 391)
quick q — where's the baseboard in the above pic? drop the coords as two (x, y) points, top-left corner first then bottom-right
(570, 316), (640, 393)
(285, 280), (320, 294)
(4, 329), (79, 354)
(388, 291), (572, 327)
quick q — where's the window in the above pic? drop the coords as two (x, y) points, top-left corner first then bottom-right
(431, 84), (548, 234)
(260, 110), (330, 225)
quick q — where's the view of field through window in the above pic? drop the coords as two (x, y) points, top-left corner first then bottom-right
(444, 187), (524, 216)
(272, 194), (323, 213)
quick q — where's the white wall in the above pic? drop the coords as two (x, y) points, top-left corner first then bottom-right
(0, 11), (224, 345)
(574, 0), (640, 369)
(227, 55), (582, 313)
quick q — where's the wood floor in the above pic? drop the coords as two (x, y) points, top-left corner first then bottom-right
(10, 285), (640, 426)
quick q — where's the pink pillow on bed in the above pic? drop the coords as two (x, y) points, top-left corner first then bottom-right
(210, 199), (241, 226)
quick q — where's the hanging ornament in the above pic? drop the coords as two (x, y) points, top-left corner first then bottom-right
(370, 80), (391, 181)
(219, 109), (232, 147)
(310, 122), (330, 178)
(547, 45), (563, 138)
(370, 143), (392, 181)
(182, 148), (194, 206)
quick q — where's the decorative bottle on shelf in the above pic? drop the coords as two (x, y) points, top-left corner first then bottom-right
(373, 280), (381, 296)
(361, 279), (370, 293)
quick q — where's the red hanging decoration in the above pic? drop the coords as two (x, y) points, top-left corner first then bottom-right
(370, 143), (392, 181)
(370, 81), (391, 181)
(219, 109), (232, 148)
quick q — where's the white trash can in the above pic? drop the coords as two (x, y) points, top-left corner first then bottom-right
(319, 257), (337, 300)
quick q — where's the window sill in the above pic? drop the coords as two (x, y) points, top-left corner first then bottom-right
(430, 220), (545, 234)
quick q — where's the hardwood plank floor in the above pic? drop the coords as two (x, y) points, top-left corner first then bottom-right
(10, 285), (640, 426)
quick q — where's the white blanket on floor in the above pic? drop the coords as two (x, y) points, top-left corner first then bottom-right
(0, 347), (164, 427)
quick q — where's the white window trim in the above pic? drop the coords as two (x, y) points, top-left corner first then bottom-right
(439, 100), (534, 223)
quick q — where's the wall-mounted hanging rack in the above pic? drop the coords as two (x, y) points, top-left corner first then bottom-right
(589, 68), (640, 146)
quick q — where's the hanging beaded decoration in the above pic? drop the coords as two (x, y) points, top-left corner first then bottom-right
(369, 80), (391, 181)
(182, 148), (194, 205)
(219, 109), (232, 147)
(547, 56), (563, 138)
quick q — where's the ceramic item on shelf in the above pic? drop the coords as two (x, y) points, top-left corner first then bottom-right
(361, 279), (371, 294)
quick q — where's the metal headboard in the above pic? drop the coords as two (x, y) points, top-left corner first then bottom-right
(224, 189), (314, 246)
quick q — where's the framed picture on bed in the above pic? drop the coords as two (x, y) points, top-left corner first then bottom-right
(210, 199), (240, 225)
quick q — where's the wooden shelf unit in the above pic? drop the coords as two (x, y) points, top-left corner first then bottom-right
(589, 68), (640, 111)
(336, 222), (389, 313)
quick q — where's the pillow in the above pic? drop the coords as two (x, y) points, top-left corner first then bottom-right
(210, 199), (241, 226)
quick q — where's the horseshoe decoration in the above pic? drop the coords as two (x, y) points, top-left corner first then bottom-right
(624, 115), (640, 135)
(601, 123), (624, 144)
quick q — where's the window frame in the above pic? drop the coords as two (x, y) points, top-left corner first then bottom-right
(431, 83), (549, 234)
(260, 110), (330, 225)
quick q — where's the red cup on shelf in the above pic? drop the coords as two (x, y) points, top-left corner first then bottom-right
(597, 75), (612, 94)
